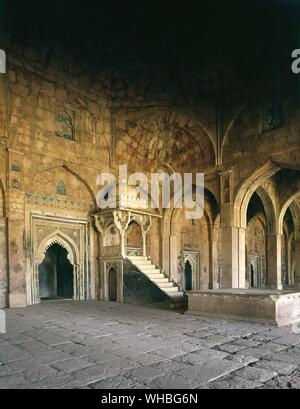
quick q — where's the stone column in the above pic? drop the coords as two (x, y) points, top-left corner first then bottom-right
(266, 233), (283, 290)
(117, 261), (124, 303)
(219, 169), (247, 289)
(221, 226), (246, 288)
(0, 218), (7, 308)
(8, 150), (27, 308)
(142, 232), (147, 257)
(8, 216), (27, 307)
(103, 262), (109, 301)
(169, 235), (177, 281)
(161, 233), (169, 273)
(294, 240), (300, 289)
(120, 231), (126, 257)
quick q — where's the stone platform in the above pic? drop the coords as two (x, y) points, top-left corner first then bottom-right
(186, 289), (300, 327)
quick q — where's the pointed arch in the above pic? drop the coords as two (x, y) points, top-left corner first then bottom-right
(36, 229), (79, 266)
(221, 102), (248, 164)
(25, 161), (96, 207)
(278, 192), (300, 235)
(255, 186), (277, 233)
(115, 111), (216, 172)
(233, 161), (281, 228)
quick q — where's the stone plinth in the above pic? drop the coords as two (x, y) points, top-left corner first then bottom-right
(186, 289), (300, 327)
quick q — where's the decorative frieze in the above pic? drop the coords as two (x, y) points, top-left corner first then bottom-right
(25, 192), (94, 213)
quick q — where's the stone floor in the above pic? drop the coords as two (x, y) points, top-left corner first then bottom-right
(1, 300), (300, 389)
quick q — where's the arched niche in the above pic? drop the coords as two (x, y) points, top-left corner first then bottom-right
(126, 221), (143, 256)
(170, 206), (210, 291)
(33, 230), (80, 304)
(246, 214), (267, 288)
(233, 161), (280, 229)
(38, 243), (74, 300)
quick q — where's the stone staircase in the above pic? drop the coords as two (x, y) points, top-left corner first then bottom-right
(126, 256), (187, 309)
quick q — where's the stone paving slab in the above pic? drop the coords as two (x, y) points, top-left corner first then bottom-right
(0, 300), (300, 389)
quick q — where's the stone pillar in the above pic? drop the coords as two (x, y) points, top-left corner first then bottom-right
(238, 227), (246, 289)
(0, 218), (7, 308)
(120, 231), (126, 257)
(266, 233), (283, 290)
(161, 233), (170, 275)
(169, 235), (177, 281)
(142, 232), (147, 257)
(8, 216), (27, 307)
(294, 240), (300, 289)
(117, 260), (124, 303)
(7, 150), (27, 308)
(103, 262), (109, 301)
(221, 226), (246, 288)
(219, 169), (247, 289)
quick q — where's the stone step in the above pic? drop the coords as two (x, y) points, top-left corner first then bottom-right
(164, 287), (180, 293)
(137, 264), (158, 270)
(126, 256), (183, 301)
(168, 292), (185, 298)
(128, 256), (148, 261)
(145, 274), (166, 280)
(140, 268), (161, 275)
(158, 282), (176, 289)
(152, 278), (169, 283)
(131, 258), (152, 263)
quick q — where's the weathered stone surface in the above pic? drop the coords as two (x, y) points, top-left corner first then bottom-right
(1, 301), (300, 389)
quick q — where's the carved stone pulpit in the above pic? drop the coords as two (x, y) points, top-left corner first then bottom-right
(94, 208), (152, 258)
(94, 208), (153, 303)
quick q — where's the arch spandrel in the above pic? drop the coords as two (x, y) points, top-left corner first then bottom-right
(36, 230), (79, 266)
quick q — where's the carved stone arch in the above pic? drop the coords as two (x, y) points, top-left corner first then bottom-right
(129, 214), (144, 229)
(164, 186), (218, 236)
(24, 159), (66, 188)
(36, 230), (79, 266)
(165, 108), (217, 160)
(255, 185), (277, 234)
(115, 110), (216, 172)
(24, 161), (97, 209)
(169, 205), (211, 236)
(278, 192), (300, 235)
(289, 202), (300, 241)
(183, 252), (197, 270)
(221, 102), (248, 164)
(247, 212), (267, 231)
(63, 164), (97, 208)
(233, 161), (281, 228)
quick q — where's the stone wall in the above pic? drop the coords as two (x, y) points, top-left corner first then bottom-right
(1, 22), (300, 306)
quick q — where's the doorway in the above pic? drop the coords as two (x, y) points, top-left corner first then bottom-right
(249, 255), (260, 288)
(184, 260), (193, 291)
(108, 268), (118, 302)
(38, 243), (74, 300)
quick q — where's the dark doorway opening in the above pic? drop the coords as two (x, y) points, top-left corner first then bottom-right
(108, 268), (118, 302)
(38, 243), (74, 300)
(251, 263), (255, 288)
(184, 261), (192, 291)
